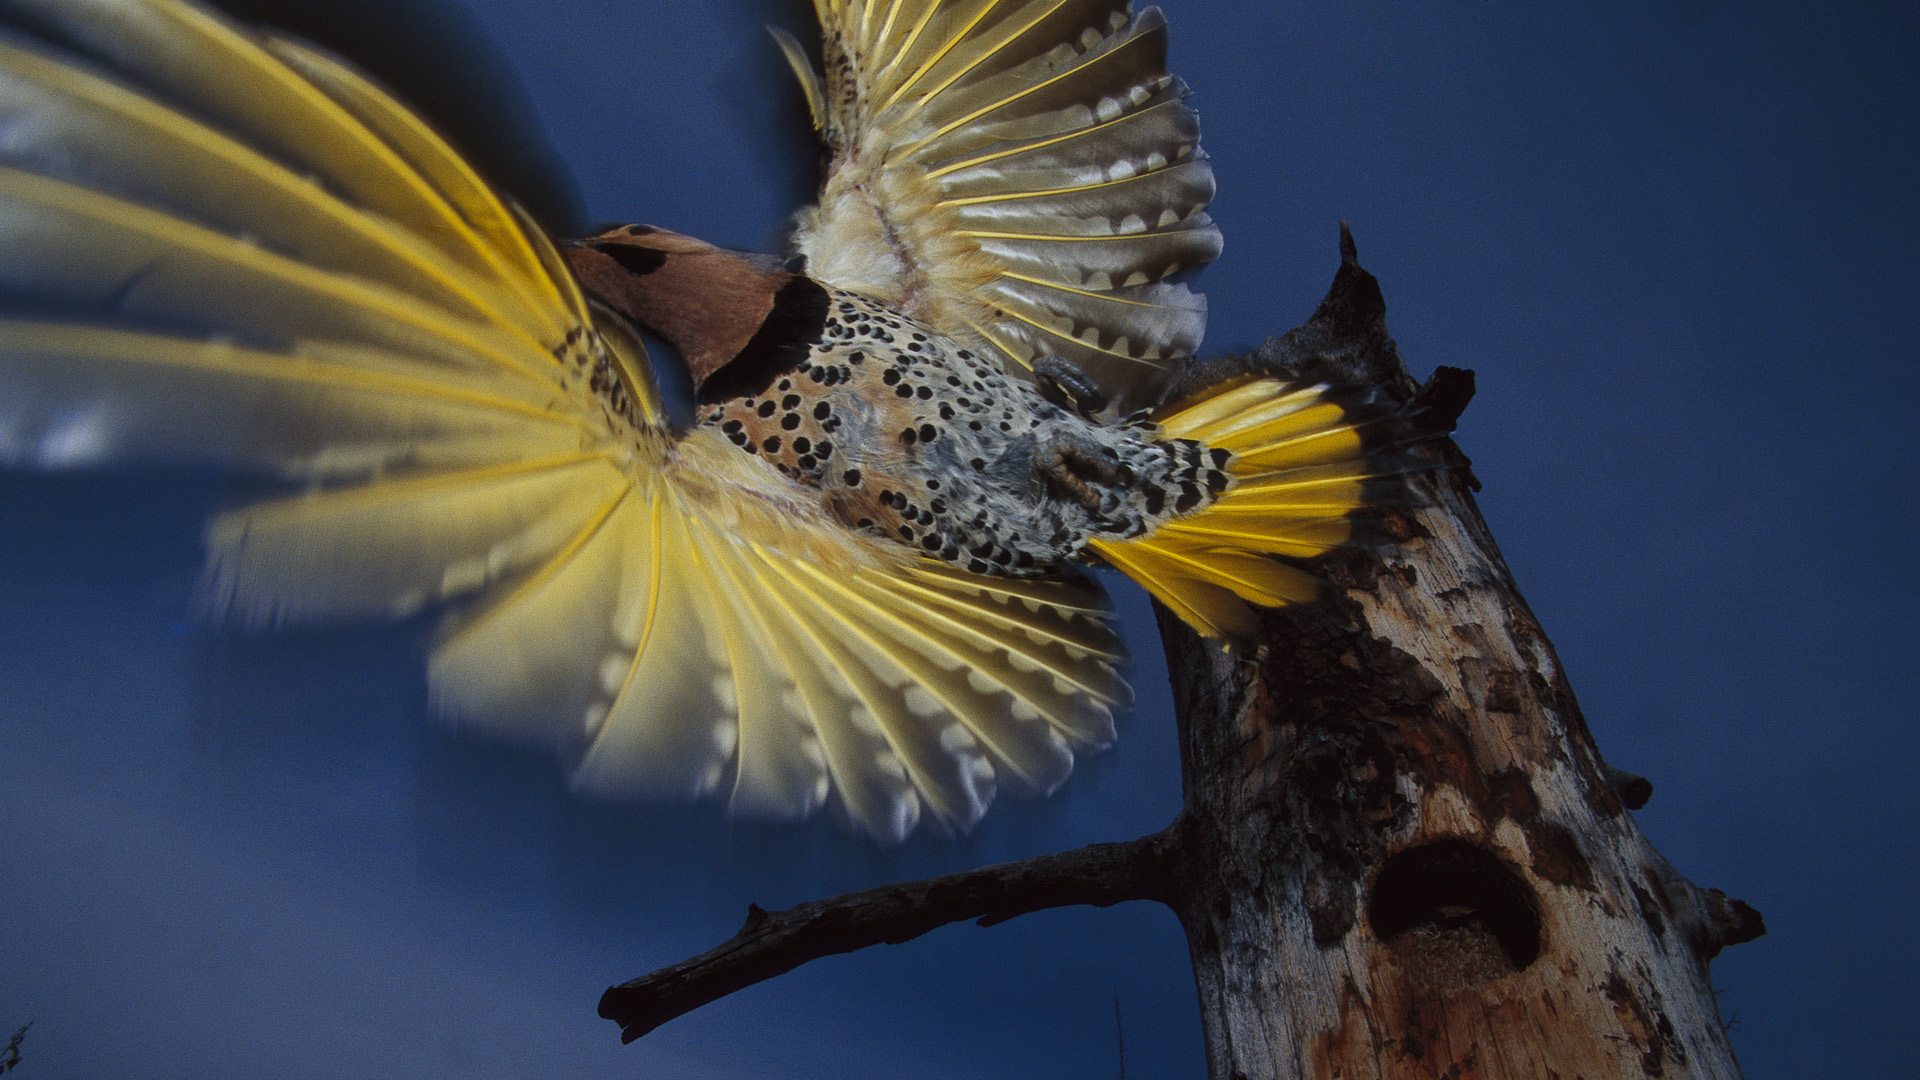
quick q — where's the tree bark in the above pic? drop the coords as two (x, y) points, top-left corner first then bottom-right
(601, 229), (1763, 1079)
(1157, 228), (1763, 1080)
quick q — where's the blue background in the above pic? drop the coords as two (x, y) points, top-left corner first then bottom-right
(2, 1), (1915, 1077)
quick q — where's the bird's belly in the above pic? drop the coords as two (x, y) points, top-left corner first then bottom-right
(698, 289), (1218, 577)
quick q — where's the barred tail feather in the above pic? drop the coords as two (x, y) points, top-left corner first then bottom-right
(1089, 377), (1389, 639)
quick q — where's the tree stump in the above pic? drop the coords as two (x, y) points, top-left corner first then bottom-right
(601, 231), (1764, 1079)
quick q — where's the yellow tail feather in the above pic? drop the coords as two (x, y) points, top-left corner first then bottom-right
(1090, 377), (1385, 639)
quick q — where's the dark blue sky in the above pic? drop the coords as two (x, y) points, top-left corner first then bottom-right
(2, 1), (1915, 1077)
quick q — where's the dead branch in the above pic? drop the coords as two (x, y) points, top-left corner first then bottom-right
(598, 821), (1184, 1042)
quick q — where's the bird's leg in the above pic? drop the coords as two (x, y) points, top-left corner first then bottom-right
(1036, 429), (1133, 515)
(1032, 356), (1109, 418)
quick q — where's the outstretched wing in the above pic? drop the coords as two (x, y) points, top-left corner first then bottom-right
(0, 0), (1126, 842)
(785, 0), (1221, 413)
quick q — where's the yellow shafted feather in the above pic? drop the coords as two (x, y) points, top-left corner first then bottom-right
(1, 0), (1405, 840)
(1087, 378), (1377, 640)
(0, 0), (1130, 842)
(791, 0), (1221, 412)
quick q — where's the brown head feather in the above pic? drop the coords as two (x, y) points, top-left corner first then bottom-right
(565, 226), (789, 386)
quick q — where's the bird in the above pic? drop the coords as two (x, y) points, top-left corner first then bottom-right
(0, 0), (1396, 842)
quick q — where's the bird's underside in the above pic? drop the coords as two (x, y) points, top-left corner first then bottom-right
(0, 0), (1397, 842)
(572, 232), (1236, 579)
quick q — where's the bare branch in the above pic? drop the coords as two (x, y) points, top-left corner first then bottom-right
(599, 820), (1185, 1042)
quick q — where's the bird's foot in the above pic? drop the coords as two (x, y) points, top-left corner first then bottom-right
(1032, 356), (1109, 419)
(1036, 429), (1132, 515)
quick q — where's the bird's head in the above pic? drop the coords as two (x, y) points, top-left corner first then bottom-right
(566, 224), (822, 399)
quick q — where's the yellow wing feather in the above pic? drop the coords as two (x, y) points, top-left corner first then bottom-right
(0, 0), (1129, 842)
(791, 0), (1220, 411)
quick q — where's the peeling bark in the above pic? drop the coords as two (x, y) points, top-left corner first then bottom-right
(601, 230), (1763, 1079)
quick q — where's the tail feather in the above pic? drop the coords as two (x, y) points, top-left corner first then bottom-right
(1090, 376), (1402, 639)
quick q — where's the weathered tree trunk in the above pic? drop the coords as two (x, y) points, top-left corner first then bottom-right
(1158, 231), (1763, 1080)
(600, 231), (1763, 1078)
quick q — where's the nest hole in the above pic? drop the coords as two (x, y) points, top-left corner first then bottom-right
(1367, 839), (1541, 986)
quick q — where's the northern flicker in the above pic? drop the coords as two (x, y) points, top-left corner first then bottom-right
(0, 0), (1399, 841)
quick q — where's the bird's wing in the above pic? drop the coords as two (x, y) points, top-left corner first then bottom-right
(0, 0), (1127, 842)
(784, 0), (1220, 413)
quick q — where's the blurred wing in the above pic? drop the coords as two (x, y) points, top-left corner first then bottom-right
(0, 0), (1126, 842)
(789, 0), (1221, 413)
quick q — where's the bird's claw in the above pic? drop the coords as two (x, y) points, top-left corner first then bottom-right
(1032, 356), (1109, 418)
(1036, 430), (1131, 515)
